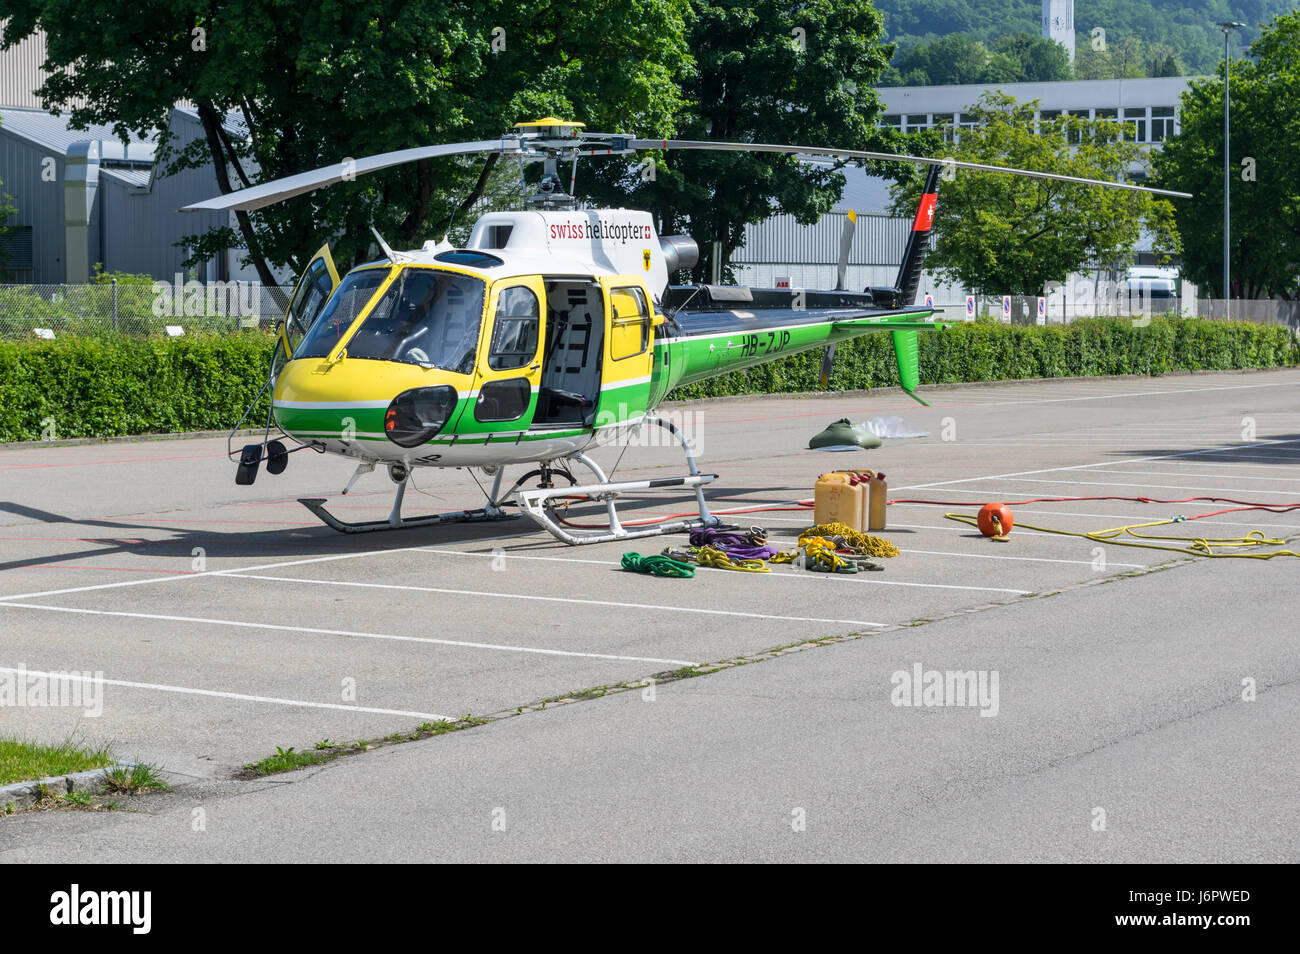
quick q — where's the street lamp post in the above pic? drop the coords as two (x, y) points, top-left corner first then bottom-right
(1219, 21), (1245, 316)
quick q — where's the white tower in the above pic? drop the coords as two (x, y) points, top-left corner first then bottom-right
(1042, 0), (1076, 63)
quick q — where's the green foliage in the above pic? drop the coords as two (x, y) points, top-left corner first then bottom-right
(1153, 11), (1300, 299)
(873, 1), (1288, 74)
(2, 321), (1293, 442)
(881, 32), (1071, 87)
(890, 91), (1180, 296)
(0, 332), (274, 441)
(668, 317), (1300, 399)
(579, 0), (909, 282)
(3, 0), (692, 281)
(0, 736), (114, 785)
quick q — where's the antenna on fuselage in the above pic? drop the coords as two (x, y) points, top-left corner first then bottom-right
(370, 226), (410, 263)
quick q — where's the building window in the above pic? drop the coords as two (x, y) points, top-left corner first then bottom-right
(1037, 109), (1062, 135)
(882, 114), (901, 129)
(905, 113), (929, 132)
(1122, 107), (1147, 142)
(1066, 109), (1090, 143)
(1150, 106), (1176, 141)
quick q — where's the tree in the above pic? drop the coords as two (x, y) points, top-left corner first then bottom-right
(0, 0), (692, 282)
(1152, 12), (1300, 299)
(580, 0), (907, 282)
(1073, 34), (1148, 80)
(891, 91), (1180, 297)
(991, 33), (1072, 83)
(880, 32), (1069, 88)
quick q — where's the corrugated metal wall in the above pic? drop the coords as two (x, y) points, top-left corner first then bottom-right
(0, 30), (86, 110)
(732, 212), (909, 266)
(99, 112), (226, 280)
(0, 131), (64, 281)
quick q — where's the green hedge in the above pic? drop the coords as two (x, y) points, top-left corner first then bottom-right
(0, 333), (274, 442)
(667, 317), (1300, 400)
(0, 318), (1295, 442)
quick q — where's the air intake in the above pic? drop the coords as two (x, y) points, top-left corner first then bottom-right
(659, 235), (699, 273)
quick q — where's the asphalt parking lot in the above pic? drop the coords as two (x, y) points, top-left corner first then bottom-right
(2, 368), (1298, 861)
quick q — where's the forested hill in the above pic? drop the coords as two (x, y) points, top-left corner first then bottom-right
(873, 1), (1295, 73)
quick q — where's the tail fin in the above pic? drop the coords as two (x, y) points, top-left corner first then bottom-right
(891, 328), (929, 406)
(894, 164), (941, 306)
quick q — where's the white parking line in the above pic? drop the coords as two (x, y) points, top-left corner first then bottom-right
(896, 437), (1300, 492)
(902, 548), (1144, 568)
(0, 529), (531, 603)
(0, 665), (449, 720)
(889, 507), (1300, 533)
(929, 479), (1300, 496)
(1056, 468), (1300, 482)
(412, 547), (1029, 594)
(0, 601), (701, 666)
(225, 573), (896, 624)
(938, 380), (1296, 408)
(0, 545), (433, 603)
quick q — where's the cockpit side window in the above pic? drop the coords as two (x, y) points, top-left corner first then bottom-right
(345, 269), (486, 373)
(489, 285), (540, 370)
(293, 267), (391, 359)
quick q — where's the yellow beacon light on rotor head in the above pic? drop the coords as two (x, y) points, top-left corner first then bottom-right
(514, 118), (585, 139)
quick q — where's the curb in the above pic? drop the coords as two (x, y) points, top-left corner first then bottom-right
(0, 429), (265, 452)
(661, 366), (1291, 407)
(0, 761), (135, 812)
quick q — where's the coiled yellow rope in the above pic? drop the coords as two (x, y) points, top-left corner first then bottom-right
(802, 523), (900, 558)
(695, 545), (771, 572)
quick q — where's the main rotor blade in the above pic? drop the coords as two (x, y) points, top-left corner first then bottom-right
(181, 139), (519, 213)
(627, 138), (1192, 199)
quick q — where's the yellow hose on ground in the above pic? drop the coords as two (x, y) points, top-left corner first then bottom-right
(943, 513), (1300, 559)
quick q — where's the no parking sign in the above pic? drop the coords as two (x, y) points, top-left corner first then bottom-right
(1001, 295), (1011, 323)
(1036, 296), (1046, 325)
(965, 295), (975, 320)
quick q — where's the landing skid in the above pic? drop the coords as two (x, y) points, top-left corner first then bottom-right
(300, 465), (516, 534)
(515, 417), (722, 546)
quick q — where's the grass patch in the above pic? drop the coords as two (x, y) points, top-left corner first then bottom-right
(243, 716), (492, 778)
(0, 737), (114, 786)
(243, 746), (340, 776)
(102, 761), (169, 794)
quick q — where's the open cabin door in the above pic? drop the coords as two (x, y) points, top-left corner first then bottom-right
(594, 275), (656, 430)
(278, 245), (339, 357)
(465, 276), (547, 437)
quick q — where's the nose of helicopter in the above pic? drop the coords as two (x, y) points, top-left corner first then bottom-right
(271, 356), (467, 453)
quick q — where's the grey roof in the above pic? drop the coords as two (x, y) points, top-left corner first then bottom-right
(99, 164), (153, 188)
(0, 106), (154, 156)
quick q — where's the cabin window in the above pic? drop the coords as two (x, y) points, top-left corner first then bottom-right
(489, 285), (540, 370)
(475, 377), (531, 423)
(293, 267), (390, 359)
(609, 285), (650, 361)
(345, 268), (486, 373)
(289, 256), (334, 329)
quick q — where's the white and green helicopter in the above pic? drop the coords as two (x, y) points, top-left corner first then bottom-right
(184, 118), (1187, 544)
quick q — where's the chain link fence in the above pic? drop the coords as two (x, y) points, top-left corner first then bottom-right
(0, 281), (293, 338)
(929, 295), (1300, 331)
(2, 282), (1297, 339)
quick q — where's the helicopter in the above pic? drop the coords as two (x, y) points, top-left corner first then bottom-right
(183, 118), (1189, 545)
